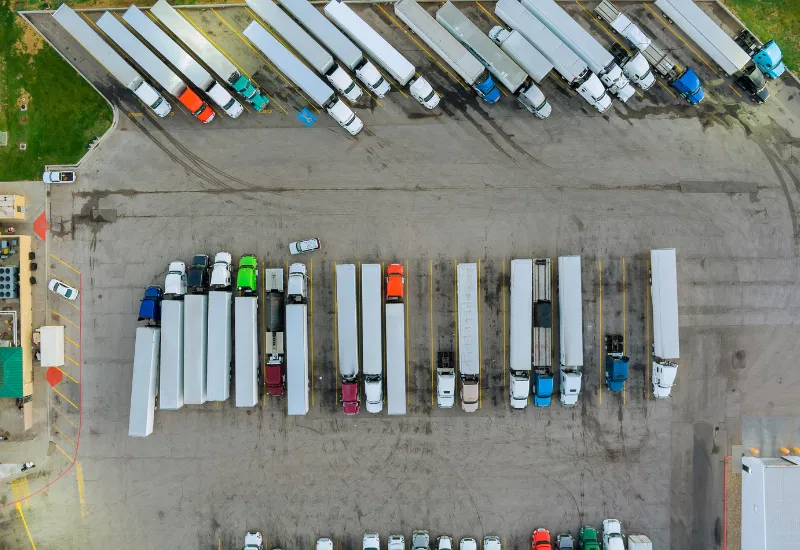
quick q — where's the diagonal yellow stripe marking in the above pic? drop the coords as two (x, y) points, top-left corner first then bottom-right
(475, 1), (503, 27)
(16, 502), (37, 549)
(55, 443), (73, 462)
(65, 336), (80, 348)
(65, 355), (80, 367)
(54, 367), (79, 385)
(54, 405), (77, 428)
(53, 423), (76, 448)
(50, 309), (79, 328)
(52, 386), (78, 409)
(50, 254), (80, 274)
(643, 3), (719, 78)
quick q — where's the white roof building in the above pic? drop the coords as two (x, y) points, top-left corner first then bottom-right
(741, 456), (800, 550)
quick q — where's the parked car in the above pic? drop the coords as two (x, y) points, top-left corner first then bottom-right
(289, 237), (320, 254)
(236, 254), (258, 294)
(187, 254), (210, 292)
(48, 278), (79, 301)
(459, 538), (477, 550)
(388, 535), (406, 550)
(316, 538), (334, 550)
(578, 526), (600, 550)
(532, 528), (552, 550)
(43, 170), (75, 183)
(556, 533), (575, 550)
(413, 530), (431, 550)
(436, 536), (454, 550)
(483, 536), (501, 550)
(138, 285), (163, 322)
(602, 520), (624, 550)
(164, 261), (187, 296)
(363, 533), (381, 550)
(210, 252), (232, 289)
(244, 531), (264, 550)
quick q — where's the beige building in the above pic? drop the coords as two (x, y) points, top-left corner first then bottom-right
(0, 195), (25, 220)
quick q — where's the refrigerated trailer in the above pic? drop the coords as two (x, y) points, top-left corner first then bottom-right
(159, 299), (184, 410)
(243, 21), (364, 135)
(122, 5), (243, 117)
(276, 0), (391, 97)
(558, 256), (583, 406)
(436, 1), (550, 117)
(385, 302), (406, 415)
(246, 0), (361, 102)
(650, 248), (679, 398)
(394, 0), (500, 104)
(325, 0), (440, 109)
(206, 290), (232, 401)
(129, 327), (160, 437)
(96, 12), (215, 122)
(361, 264), (383, 413)
(517, 0), (635, 99)
(150, 0), (270, 110)
(509, 259), (532, 409)
(286, 303), (310, 415)
(493, 0), (611, 113)
(532, 258), (553, 407)
(234, 296), (259, 407)
(52, 4), (171, 117)
(336, 264), (360, 414)
(183, 294), (208, 404)
(457, 263), (479, 413)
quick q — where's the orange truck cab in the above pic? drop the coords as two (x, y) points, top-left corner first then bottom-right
(178, 88), (215, 123)
(385, 264), (404, 302)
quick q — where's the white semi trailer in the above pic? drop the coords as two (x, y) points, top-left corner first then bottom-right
(234, 296), (259, 407)
(361, 264), (383, 414)
(206, 290), (232, 401)
(246, 0), (361, 102)
(129, 327), (160, 437)
(336, 264), (360, 415)
(385, 302), (406, 415)
(52, 4), (171, 117)
(183, 294), (208, 404)
(517, 0), (636, 99)
(159, 299), (184, 410)
(324, 0), (440, 109)
(437, 1), (551, 118)
(276, 0), (390, 97)
(286, 303), (310, 415)
(509, 259), (532, 409)
(122, 5), (243, 117)
(558, 256), (583, 406)
(650, 248), (679, 398)
(493, 0), (611, 113)
(457, 263), (480, 413)
(243, 21), (364, 135)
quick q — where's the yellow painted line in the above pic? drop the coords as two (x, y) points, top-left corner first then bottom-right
(54, 405), (77, 428)
(334, 262), (339, 397)
(310, 258), (314, 407)
(657, 79), (678, 99)
(261, 261), (266, 406)
(54, 366), (79, 385)
(548, 72), (575, 96)
(65, 355), (80, 367)
(212, 9), (319, 114)
(55, 443), (73, 462)
(502, 260), (506, 399)
(379, 65), (409, 98)
(76, 461), (87, 518)
(643, 3), (719, 78)
(598, 258), (603, 405)
(578, 0), (627, 52)
(50, 309), (79, 328)
(376, 4), (470, 92)
(622, 257), (626, 405)
(430, 260), (434, 407)
(11, 477), (30, 508)
(477, 259), (482, 409)
(56, 295), (81, 310)
(645, 257), (651, 400)
(127, 112), (144, 117)
(173, 98), (192, 116)
(728, 83), (742, 97)
(52, 386), (78, 410)
(476, 1), (504, 27)
(178, 8), (288, 115)
(53, 423), (76, 448)
(65, 336), (80, 348)
(16, 503), (37, 549)
(405, 260), (410, 407)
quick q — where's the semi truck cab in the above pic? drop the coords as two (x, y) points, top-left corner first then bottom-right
(532, 369), (553, 406)
(386, 263), (405, 301)
(672, 67), (704, 104)
(604, 334), (629, 392)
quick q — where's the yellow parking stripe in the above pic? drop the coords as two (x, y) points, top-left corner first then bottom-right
(65, 355), (80, 367)
(657, 79), (678, 99)
(50, 309), (79, 328)
(54, 366), (79, 385)
(728, 83), (742, 97)
(54, 405), (77, 429)
(52, 386), (78, 410)
(50, 254), (80, 274)
(55, 443), (73, 462)
(475, 1), (504, 27)
(16, 503), (37, 549)
(76, 462), (88, 518)
(65, 336), (80, 348)
(53, 423), (76, 448)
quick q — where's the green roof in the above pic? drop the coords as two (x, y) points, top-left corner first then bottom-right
(0, 347), (24, 398)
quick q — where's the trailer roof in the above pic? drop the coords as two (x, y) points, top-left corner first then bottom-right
(558, 256), (583, 367)
(244, 21), (334, 108)
(277, 0), (363, 68)
(159, 300), (184, 410)
(206, 291), (232, 402)
(336, 264), (359, 378)
(129, 327), (160, 437)
(234, 296), (259, 407)
(510, 259), (533, 372)
(53, 4), (142, 88)
(361, 264), (383, 376)
(385, 303), (406, 415)
(286, 303), (310, 415)
(183, 295), (208, 404)
(457, 263), (479, 376)
(651, 248), (680, 359)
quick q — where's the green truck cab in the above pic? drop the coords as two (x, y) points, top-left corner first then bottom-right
(236, 254), (258, 295)
(578, 527), (600, 550)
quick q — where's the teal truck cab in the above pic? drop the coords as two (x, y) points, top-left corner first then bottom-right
(735, 30), (786, 79)
(604, 334), (629, 392)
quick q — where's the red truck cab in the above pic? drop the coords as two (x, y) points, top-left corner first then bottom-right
(532, 528), (551, 550)
(265, 360), (285, 397)
(178, 88), (215, 123)
(386, 263), (404, 301)
(341, 380), (360, 414)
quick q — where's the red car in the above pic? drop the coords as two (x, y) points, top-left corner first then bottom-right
(532, 528), (552, 550)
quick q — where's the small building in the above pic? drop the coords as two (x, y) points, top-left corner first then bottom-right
(0, 195), (25, 220)
(0, 347), (24, 398)
(741, 455), (800, 549)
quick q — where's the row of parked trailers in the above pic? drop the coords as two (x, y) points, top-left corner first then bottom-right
(129, 250), (679, 436)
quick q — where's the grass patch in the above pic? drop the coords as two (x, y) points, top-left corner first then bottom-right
(0, 0), (112, 182)
(721, 0), (800, 74)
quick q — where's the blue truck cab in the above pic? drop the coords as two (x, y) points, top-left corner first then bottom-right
(673, 68), (705, 105)
(475, 74), (501, 104)
(605, 355), (629, 392)
(533, 369), (554, 406)
(138, 285), (163, 323)
(753, 41), (785, 79)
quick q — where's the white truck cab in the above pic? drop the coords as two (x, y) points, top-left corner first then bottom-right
(652, 361), (677, 398)
(364, 375), (383, 413)
(244, 531), (264, 550)
(327, 99), (364, 135)
(388, 535), (406, 550)
(602, 519), (625, 550)
(316, 538), (334, 550)
(437, 368), (456, 408)
(356, 62), (391, 96)
(483, 536), (501, 550)
(459, 538), (477, 550)
(287, 263), (308, 301)
(135, 82), (172, 117)
(510, 373), (530, 408)
(327, 66), (363, 102)
(165, 261), (187, 296)
(409, 77), (440, 109)
(517, 86), (551, 119)
(560, 369), (581, 405)
(363, 532), (381, 550)
(210, 252), (232, 288)
(207, 84), (244, 118)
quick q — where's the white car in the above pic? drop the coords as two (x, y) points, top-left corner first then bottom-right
(483, 536), (501, 550)
(316, 538), (334, 550)
(43, 170), (76, 183)
(459, 538), (477, 550)
(602, 519), (625, 550)
(363, 532), (380, 550)
(210, 252), (232, 289)
(244, 531), (264, 550)
(164, 261), (187, 296)
(436, 536), (453, 550)
(388, 535), (406, 550)
(48, 278), (79, 301)
(289, 238), (320, 255)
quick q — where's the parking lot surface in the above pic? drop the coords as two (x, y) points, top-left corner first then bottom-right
(3, 1), (800, 549)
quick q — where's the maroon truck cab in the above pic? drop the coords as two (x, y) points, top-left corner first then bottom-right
(265, 360), (285, 397)
(341, 380), (360, 415)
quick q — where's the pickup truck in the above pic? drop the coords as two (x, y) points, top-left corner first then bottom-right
(43, 170), (76, 183)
